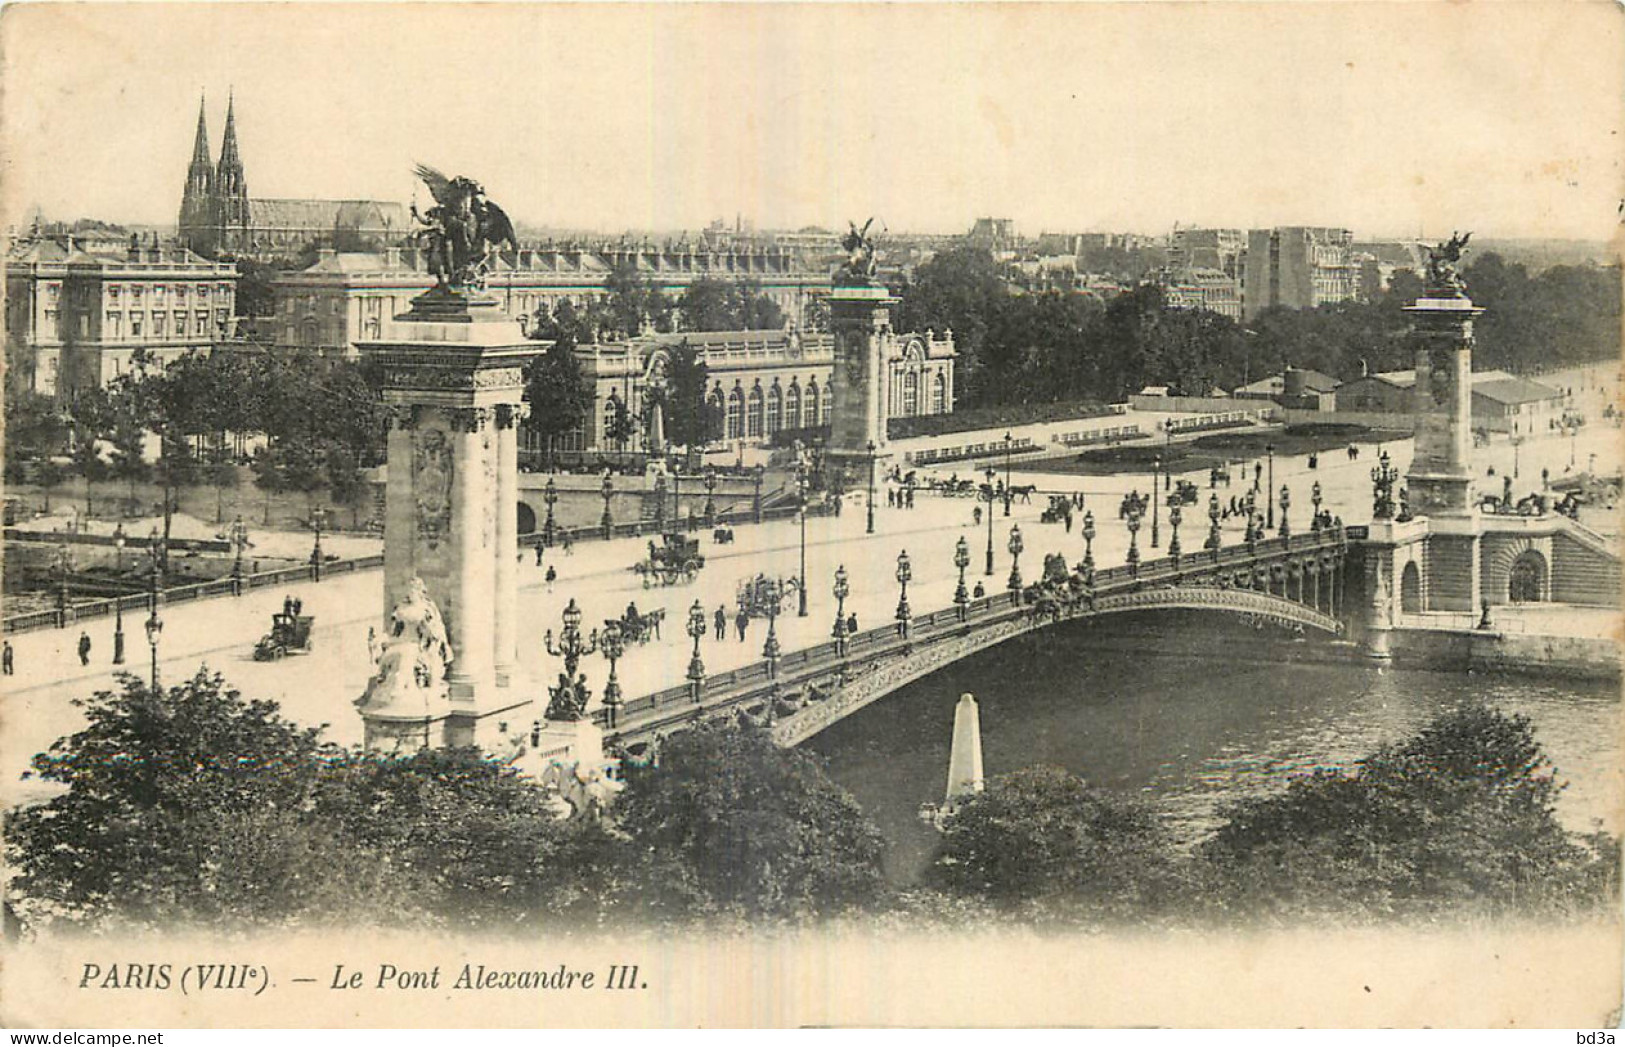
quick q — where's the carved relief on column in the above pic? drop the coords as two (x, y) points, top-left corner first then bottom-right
(385, 404), (421, 432)
(494, 403), (526, 430)
(447, 406), (492, 433)
(413, 428), (454, 547)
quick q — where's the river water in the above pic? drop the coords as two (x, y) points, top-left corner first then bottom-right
(806, 613), (1622, 884)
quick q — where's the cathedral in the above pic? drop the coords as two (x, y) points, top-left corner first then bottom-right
(178, 94), (409, 262)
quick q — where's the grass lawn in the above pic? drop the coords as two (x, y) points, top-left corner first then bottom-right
(1023, 424), (1411, 478)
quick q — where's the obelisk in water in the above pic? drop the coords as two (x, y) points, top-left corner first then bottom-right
(944, 692), (986, 804)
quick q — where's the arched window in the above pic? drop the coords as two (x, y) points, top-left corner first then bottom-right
(709, 388), (725, 438)
(727, 387), (744, 439)
(1400, 561), (1422, 614)
(766, 383), (782, 434)
(902, 369), (920, 416)
(821, 383), (833, 424)
(805, 380), (820, 426)
(1509, 550), (1547, 603)
(747, 384), (764, 438)
(932, 372), (947, 415)
(785, 382), (802, 431)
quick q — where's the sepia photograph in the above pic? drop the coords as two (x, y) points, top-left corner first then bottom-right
(0, 1), (1621, 1030)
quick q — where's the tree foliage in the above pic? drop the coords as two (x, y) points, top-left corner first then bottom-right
(1200, 705), (1619, 921)
(675, 278), (785, 333)
(522, 333), (593, 461)
(930, 765), (1185, 921)
(614, 722), (886, 921)
(656, 341), (721, 450)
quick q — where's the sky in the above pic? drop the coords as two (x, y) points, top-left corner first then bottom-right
(2, 2), (1622, 242)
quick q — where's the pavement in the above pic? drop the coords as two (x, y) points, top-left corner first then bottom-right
(4, 363), (1619, 798)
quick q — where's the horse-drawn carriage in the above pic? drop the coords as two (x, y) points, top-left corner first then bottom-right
(608, 604), (666, 645)
(736, 574), (799, 619)
(1040, 495), (1073, 524)
(632, 533), (705, 587)
(253, 613), (314, 660)
(1172, 479), (1200, 505)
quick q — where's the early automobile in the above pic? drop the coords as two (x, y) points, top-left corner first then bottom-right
(253, 613), (314, 660)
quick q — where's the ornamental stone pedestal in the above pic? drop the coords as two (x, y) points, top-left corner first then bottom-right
(357, 288), (539, 749)
(825, 283), (896, 489)
(1404, 289), (1484, 612)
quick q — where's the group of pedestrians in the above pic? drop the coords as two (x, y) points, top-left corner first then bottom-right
(886, 486), (917, 510)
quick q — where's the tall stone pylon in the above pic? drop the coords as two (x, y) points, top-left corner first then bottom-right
(944, 692), (985, 804)
(357, 288), (540, 748)
(1403, 233), (1483, 611)
(826, 221), (895, 489)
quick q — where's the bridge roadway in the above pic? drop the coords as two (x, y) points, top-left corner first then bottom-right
(592, 527), (1351, 752)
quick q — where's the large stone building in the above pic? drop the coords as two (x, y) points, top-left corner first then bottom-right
(1150, 266), (1242, 319)
(552, 326), (956, 454)
(5, 234), (236, 396)
(178, 95), (408, 261)
(270, 246), (829, 353)
(1242, 226), (1357, 319)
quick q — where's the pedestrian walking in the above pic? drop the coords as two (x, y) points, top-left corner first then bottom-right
(563, 533), (574, 555)
(292, 596), (303, 616)
(972, 582), (985, 599)
(847, 612), (858, 635)
(735, 609), (749, 642)
(534, 545), (544, 567)
(2, 641), (13, 676)
(283, 594), (295, 618)
(714, 605), (727, 641)
(973, 505), (983, 526)
(887, 487), (896, 509)
(77, 631), (91, 667)
(545, 565), (557, 592)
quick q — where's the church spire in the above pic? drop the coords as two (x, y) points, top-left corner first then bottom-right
(190, 94), (211, 168)
(179, 92), (216, 255)
(213, 89), (250, 253)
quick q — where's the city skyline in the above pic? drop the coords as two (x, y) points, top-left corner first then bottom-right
(3, 4), (1621, 243)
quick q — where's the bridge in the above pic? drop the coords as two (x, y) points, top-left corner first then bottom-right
(591, 527), (1351, 754)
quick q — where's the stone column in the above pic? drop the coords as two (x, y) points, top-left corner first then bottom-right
(382, 406), (416, 615)
(446, 406), (495, 703)
(493, 405), (521, 686)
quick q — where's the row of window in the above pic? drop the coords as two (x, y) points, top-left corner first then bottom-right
(891, 369), (949, 417)
(711, 381), (832, 440)
(105, 283), (230, 303)
(102, 309), (225, 339)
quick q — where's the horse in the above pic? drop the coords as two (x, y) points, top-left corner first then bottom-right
(1009, 483), (1037, 504)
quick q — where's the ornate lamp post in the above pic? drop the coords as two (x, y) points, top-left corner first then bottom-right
(1006, 524), (1024, 592)
(685, 599), (707, 702)
(599, 621), (625, 728)
(228, 515), (249, 584)
(600, 472), (615, 540)
(144, 604), (163, 693)
(112, 524), (127, 664)
(983, 466), (997, 575)
(894, 549), (913, 637)
(545, 598), (600, 720)
(1081, 510), (1096, 577)
(865, 442), (877, 534)
(832, 564), (850, 655)
(1002, 431), (1013, 516)
(1168, 498), (1182, 560)
(1125, 503), (1142, 577)
(1206, 492), (1222, 558)
(310, 506), (327, 581)
(149, 526), (165, 589)
(763, 600), (782, 677)
(1151, 456), (1161, 548)
(1278, 484), (1291, 538)
(953, 535), (970, 620)
(53, 537), (72, 625)
(543, 476), (559, 546)
(1266, 443), (1276, 529)
(652, 474), (667, 533)
(796, 460), (809, 617)
(703, 465), (718, 527)
(1311, 481), (1323, 531)
(1371, 449), (1398, 520)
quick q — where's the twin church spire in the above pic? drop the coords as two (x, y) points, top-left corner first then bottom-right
(178, 91), (248, 257)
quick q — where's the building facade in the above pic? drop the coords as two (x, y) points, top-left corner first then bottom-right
(271, 246), (830, 353)
(1151, 266), (1243, 318)
(552, 326), (955, 454)
(1242, 226), (1357, 319)
(5, 235), (237, 396)
(1333, 368), (1564, 434)
(178, 95), (408, 261)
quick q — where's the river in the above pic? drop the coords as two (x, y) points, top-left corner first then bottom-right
(806, 612), (1622, 883)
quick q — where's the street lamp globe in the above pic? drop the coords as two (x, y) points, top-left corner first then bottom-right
(1007, 524), (1024, 558)
(895, 549), (912, 586)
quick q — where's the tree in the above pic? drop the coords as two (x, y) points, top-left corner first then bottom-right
(234, 259), (278, 318)
(730, 279), (785, 331)
(929, 766), (1184, 921)
(6, 671), (613, 932)
(896, 246), (1006, 404)
(522, 332), (592, 469)
(603, 392), (637, 459)
(675, 278), (736, 332)
(1200, 705), (1618, 921)
(614, 722), (886, 921)
(660, 341), (720, 451)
